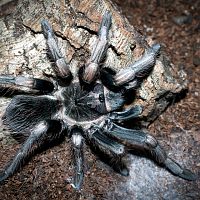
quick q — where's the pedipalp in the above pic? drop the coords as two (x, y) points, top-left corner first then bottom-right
(41, 20), (73, 86)
(80, 11), (112, 84)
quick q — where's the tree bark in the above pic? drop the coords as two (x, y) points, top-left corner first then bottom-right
(0, 0), (187, 131)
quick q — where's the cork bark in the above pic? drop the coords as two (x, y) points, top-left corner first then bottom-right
(0, 0), (187, 133)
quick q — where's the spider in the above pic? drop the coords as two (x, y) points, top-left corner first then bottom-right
(0, 11), (196, 190)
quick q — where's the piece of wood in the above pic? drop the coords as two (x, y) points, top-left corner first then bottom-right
(0, 0), (187, 132)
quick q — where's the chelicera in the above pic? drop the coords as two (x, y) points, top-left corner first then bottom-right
(0, 11), (196, 190)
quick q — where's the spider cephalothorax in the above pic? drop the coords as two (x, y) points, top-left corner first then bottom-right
(0, 11), (196, 190)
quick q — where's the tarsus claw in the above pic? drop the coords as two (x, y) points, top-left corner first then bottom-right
(165, 158), (197, 181)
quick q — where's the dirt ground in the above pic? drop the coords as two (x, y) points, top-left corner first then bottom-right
(0, 0), (199, 199)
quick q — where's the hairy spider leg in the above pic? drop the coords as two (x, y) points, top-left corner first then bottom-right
(70, 128), (84, 190)
(114, 43), (161, 86)
(41, 20), (72, 86)
(80, 10), (112, 84)
(86, 128), (125, 156)
(0, 75), (54, 95)
(2, 95), (60, 141)
(101, 44), (160, 91)
(109, 105), (142, 122)
(0, 120), (64, 184)
(103, 122), (197, 181)
(70, 126), (128, 190)
(100, 67), (120, 91)
(88, 134), (129, 176)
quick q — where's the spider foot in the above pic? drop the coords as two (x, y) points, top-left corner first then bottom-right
(164, 158), (197, 181)
(112, 160), (129, 176)
(70, 172), (84, 191)
(71, 129), (84, 190)
(0, 171), (8, 185)
(65, 174), (83, 191)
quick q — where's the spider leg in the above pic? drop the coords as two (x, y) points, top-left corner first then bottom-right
(100, 67), (120, 91)
(114, 44), (161, 86)
(109, 105), (142, 122)
(103, 122), (197, 181)
(70, 128), (84, 190)
(80, 11), (111, 84)
(86, 127), (125, 156)
(3, 95), (60, 141)
(86, 126), (128, 174)
(123, 79), (138, 90)
(101, 44), (160, 90)
(41, 20), (72, 86)
(0, 75), (54, 95)
(86, 126), (128, 176)
(108, 155), (129, 176)
(0, 120), (65, 184)
(89, 139), (129, 176)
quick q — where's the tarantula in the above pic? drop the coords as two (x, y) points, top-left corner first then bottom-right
(0, 11), (196, 190)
